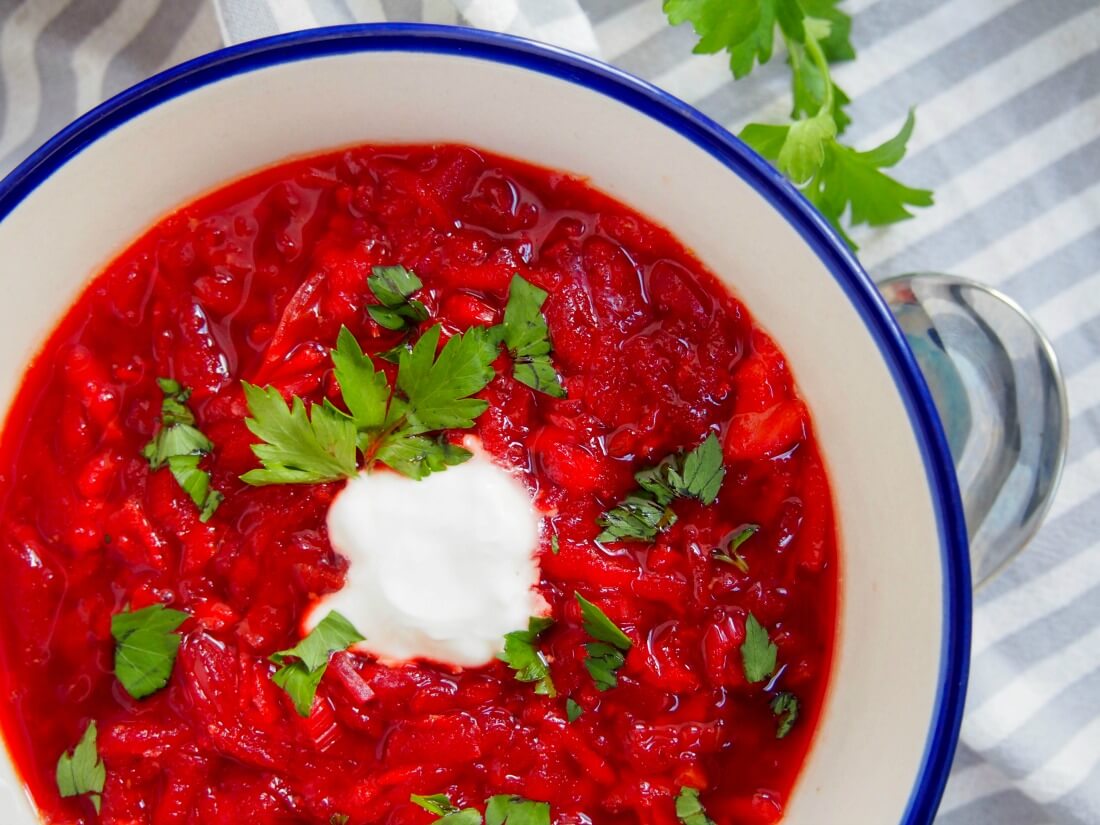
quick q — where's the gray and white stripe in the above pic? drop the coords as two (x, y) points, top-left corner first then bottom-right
(1, 1), (1097, 822)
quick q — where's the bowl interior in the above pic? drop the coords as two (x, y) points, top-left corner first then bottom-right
(0, 29), (966, 824)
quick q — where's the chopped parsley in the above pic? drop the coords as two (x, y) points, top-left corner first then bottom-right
(367, 264), (429, 331)
(598, 433), (726, 542)
(566, 698), (584, 722)
(712, 524), (760, 572)
(741, 613), (778, 684)
(56, 721), (105, 813)
(111, 603), (189, 699)
(330, 816), (350, 825)
(270, 611), (364, 716)
(576, 593), (633, 691)
(675, 786), (715, 825)
(550, 534), (560, 555)
(497, 274), (566, 398)
(142, 378), (222, 521)
(242, 323), (496, 484)
(498, 616), (556, 697)
(771, 691), (800, 738)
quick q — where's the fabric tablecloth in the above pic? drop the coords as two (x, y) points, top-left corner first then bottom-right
(0, 0), (1097, 822)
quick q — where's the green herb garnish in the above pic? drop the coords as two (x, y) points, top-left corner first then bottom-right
(111, 603), (189, 699)
(411, 794), (483, 824)
(664, 1), (931, 247)
(576, 593), (633, 691)
(741, 612), (778, 684)
(367, 265), (429, 331)
(486, 795), (551, 825)
(499, 616), (556, 697)
(270, 611), (364, 716)
(598, 433), (725, 542)
(242, 323), (496, 484)
(675, 786), (715, 825)
(566, 698), (584, 722)
(712, 524), (760, 572)
(142, 378), (222, 520)
(771, 691), (800, 738)
(498, 274), (565, 398)
(56, 721), (105, 813)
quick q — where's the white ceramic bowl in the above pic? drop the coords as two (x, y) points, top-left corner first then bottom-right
(0, 25), (970, 825)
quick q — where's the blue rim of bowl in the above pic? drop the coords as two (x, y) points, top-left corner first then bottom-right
(0, 23), (970, 824)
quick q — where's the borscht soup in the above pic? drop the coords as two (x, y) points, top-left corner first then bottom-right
(0, 145), (837, 825)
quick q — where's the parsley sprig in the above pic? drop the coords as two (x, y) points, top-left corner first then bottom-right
(56, 721), (105, 813)
(665, 0), (932, 246)
(598, 433), (725, 542)
(143, 378), (223, 521)
(499, 616), (556, 697)
(243, 274), (565, 485)
(270, 611), (364, 716)
(242, 324), (495, 484)
(111, 603), (189, 699)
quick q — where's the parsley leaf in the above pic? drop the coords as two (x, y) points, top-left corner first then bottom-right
(143, 378), (222, 521)
(332, 326), (390, 432)
(771, 691), (800, 738)
(397, 324), (497, 432)
(411, 794), (484, 824)
(485, 795), (551, 825)
(374, 435), (472, 480)
(804, 109), (933, 229)
(270, 611), (364, 716)
(713, 524), (760, 572)
(598, 433), (725, 542)
(566, 698), (583, 722)
(111, 603), (189, 699)
(597, 494), (673, 543)
(677, 433), (726, 504)
(243, 323), (498, 485)
(576, 593), (632, 691)
(583, 642), (626, 691)
(498, 274), (565, 398)
(367, 265), (429, 331)
(499, 616), (556, 697)
(412, 794), (461, 815)
(576, 593), (632, 649)
(675, 787), (715, 825)
(56, 721), (105, 813)
(741, 613), (778, 684)
(241, 382), (358, 485)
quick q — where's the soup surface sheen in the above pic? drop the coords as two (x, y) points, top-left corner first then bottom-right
(0, 145), (837, 825)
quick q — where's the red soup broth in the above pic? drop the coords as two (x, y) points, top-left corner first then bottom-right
(0, 144), (837, 825)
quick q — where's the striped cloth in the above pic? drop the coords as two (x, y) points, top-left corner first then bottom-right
(1, 1), (1098, 823)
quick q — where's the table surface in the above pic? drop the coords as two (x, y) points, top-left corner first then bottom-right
(0, 1), (1097, 823)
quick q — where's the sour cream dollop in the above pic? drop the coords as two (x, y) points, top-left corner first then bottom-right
(307, 449), (544, 668)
